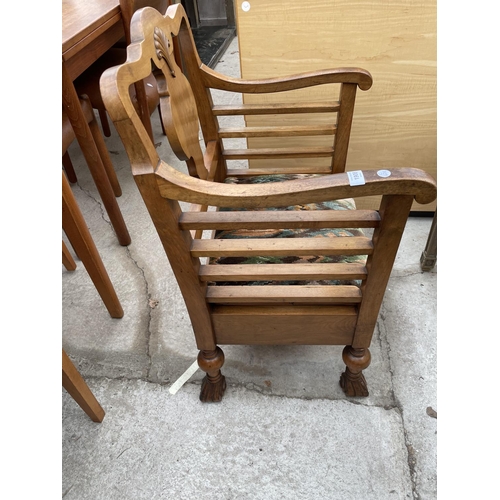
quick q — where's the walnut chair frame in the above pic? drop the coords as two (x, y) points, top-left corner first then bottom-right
(101, 5), (437, 402)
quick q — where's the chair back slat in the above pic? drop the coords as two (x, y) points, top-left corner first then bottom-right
(152, 24), (207, 178)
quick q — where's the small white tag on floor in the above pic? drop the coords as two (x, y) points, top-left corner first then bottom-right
(168, 360), (199, 395)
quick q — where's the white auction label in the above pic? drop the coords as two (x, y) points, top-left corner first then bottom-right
(242, 1), (251, 12)
(377, 169), (391, 178)
(347, 170), (366, 186)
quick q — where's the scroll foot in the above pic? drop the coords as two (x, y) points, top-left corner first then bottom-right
(198, 347), (226, 402)
(339, 346), (371, 397)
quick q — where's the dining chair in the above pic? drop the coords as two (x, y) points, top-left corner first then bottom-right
(63, 169), (124, 319)
(73, 0), (169, 140)
(63, 349), (105, 422)
(100, 4), (437, 402)
(62, 95), (130, 246)
(62, 96), (121, 195)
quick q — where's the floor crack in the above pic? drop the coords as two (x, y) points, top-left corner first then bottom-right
(391, 270), (436, 279)
(378, 303), (421, 500)
(124, 246), (153, 379)
(62, 485), (74, 498)
(75, 182), (111, 226)
(186, 378), (400, 409)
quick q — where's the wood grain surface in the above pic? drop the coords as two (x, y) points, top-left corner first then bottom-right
(234, 0), (436, 210)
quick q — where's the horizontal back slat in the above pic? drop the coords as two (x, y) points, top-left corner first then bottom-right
(223, 147), (334, 160)
(212, 102), (341, 116)
(225, 166), (333, 176)
(206, 285), (362, 304)
(199, 263), (367, 282)
(218, 125), (336, 138)
(191, 237), (373, 257)
(180, 210), (380, 230)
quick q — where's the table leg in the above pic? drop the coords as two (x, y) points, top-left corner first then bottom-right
(62, 62), (130, 246)
(86, 99), (122, 197)
(63, 349), (105, 422)
(62, 152), (78, 183)
(62, 240), (77, 271)
(62, 171), (124, 319)
(420, 210), (437, 271)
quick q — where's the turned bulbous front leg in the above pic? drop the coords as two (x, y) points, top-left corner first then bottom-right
(198, 347), (226, 402)
(339, 346), (371, 397)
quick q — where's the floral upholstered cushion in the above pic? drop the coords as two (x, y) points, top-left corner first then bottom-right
(210, 174), (367, 286)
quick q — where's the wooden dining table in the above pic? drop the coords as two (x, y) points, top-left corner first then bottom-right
(62, 0), (131, 246)
(63, 0), (123, 82)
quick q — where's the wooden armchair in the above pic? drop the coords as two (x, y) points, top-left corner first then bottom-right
(100, 4), (437, 402)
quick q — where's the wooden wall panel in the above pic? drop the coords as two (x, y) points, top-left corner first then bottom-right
(233, 0), (436, 211)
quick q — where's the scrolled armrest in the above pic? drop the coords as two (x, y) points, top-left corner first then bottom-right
(201, 65), (373, 93)
(155, 164), (437, 207)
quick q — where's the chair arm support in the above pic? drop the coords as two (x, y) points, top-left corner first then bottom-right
(155, 164), (437, 208)
(200, 65), (373, 93)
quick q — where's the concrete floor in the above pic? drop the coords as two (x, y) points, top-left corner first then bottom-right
(62, 37), (437, 499)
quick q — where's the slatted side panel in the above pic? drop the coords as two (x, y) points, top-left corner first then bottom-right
(183, 209), (380, 306)
(213, 101), (342, 175)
